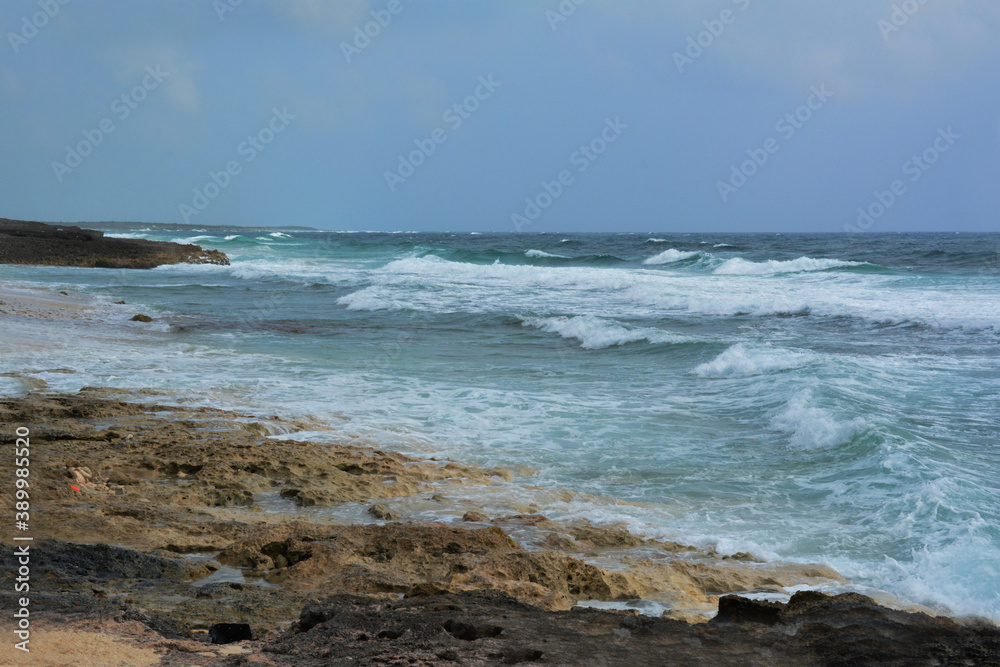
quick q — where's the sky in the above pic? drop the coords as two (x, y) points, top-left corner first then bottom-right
(1, 0), (999, 233)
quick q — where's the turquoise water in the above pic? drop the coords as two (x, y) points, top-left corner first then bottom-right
(2, 230), (998, 619)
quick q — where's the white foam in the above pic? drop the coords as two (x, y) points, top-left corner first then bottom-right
(693, 344), (816, 379)
(643, 249), (699, 265)
(521, 315), (689, 350)
(714, 243), (736, 248)
(270, 232), (292, 238)
(169, 235), (216, 244)
(769, 391), (865, 449)
(525, 249), (568, 259)
(643, 238), (668, 244)
(258, 255), (1000, 332)
(714, 256), (861, 275)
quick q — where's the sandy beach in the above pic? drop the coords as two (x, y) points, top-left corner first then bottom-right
(2, 284), (998, 665)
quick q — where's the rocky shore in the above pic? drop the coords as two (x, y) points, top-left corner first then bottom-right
(0, 386), (997, 665)
(0, 218), (229, 269)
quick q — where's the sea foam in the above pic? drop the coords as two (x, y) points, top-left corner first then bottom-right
(692, 344), (816, 378)
(714, 256), (861, 275)
(521, 315), (688, 349)
(525, 249), (569, 259)
(643, 249), (699, 265)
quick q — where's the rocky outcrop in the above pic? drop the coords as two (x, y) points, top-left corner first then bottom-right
(0, 218), (229, 268)
(239, 591), (1000, 666)
(0, 386), (996, 666)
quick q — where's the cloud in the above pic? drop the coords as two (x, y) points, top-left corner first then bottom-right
(595, 0), (1000, 99)
(110, 43), (202, 114)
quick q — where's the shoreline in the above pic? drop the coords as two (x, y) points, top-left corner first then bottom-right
(2, 385), (998, 665)
(2, 284), (999, 664)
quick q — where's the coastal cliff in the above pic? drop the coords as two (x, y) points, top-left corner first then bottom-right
(0, 218), (229, 269)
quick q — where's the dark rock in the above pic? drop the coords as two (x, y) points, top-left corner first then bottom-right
(209, 623), (253, 644)
(246, 591), (1000, 666)
(714, 595), (783, 625)
(443, 618), (503, 640)
(131, 314), (153, 323)
(0, 218), (229, 269)
(0, 539), (198, 581)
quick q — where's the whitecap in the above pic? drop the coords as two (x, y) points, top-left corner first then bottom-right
(525, 249), (568, 259)
(521, 315), (689, 350)
(692, 343), (816, 378)
(103, 232), (151, 239)
(770, 391), (866, 449)
(643, 249), (699, 265)
(713, 256), (861, 275)
(169, 235), (215, 244)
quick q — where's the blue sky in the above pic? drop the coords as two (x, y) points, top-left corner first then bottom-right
(1, 0), (999, 232)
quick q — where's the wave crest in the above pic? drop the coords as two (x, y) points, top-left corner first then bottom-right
(643, 249), (700, 265)
(522, 315), (689, 350)
(713, 256), (861, 276)
(525, 249), (569, 259)
(692, 344), (816, 378)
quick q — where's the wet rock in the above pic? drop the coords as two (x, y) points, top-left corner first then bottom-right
(131, 314), (153, 322)
(491, 514), (560, 529)
(367, 504), (401, 521)
(462, 511), (487, 522)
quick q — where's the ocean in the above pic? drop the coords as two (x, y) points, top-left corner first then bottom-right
(2, 229), (998, 620)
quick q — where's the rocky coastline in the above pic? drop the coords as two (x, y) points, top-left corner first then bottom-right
(0, 385), (997, 665)
(0, 218), (229, 269)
